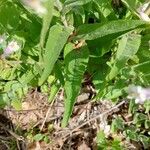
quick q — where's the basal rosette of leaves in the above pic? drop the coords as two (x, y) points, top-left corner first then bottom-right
(0, 0), (150, 147)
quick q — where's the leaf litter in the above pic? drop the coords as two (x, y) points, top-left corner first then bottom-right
(0, 87), (148, 150)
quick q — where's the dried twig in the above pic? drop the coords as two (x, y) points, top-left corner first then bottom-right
(0, 135), (11, 141)
(63, 100), (126, 138)
(4, 108), (45, 112)
(33, 115), (62, 128)
(0, 122), (24, 141)
(40, 98), (55, 131)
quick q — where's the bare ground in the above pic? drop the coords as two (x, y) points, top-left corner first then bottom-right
(0, 89), (147, 150)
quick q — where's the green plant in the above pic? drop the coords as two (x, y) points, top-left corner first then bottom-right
(0, 0), (150, 132)
(97, 130), (124, 150)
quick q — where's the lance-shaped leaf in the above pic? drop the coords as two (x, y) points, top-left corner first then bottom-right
(106, 34), (141, 81)
(76, 20), (147, 40)
(62, 44), (89, 127)
(48, 61), (64, 102)
(40, 0), (54, 48)
(39, 24), (73, 85)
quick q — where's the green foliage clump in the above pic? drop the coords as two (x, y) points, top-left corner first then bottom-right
(0, 2), (150, 147)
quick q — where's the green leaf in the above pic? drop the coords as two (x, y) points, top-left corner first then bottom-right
(33, 134), (44, 141)
(76, 20), (146, 40)
(72, 6), (85, 26)
(133, 113), (148, 127)
(39, 24), (73, 85)
(144, 100), (150, 114)
(48, 81), (61, 103)
(54, 61), (65, 86)
(144, 120), (150, 129)
(137, 34), (150, 62)
(19, 67), (38, 85)
(93, 0), (115, 18)
(89, 57), (108, 98)
(121, 0), (139, 16)
(63, 0), (92, 14)
(61, 44), (89, 127)
(106, 33), (141, 81)
(125, 129), (139, 141)
(44, 135), (50, 143)
(128, 99), (138, 114)
(87, 36), (115, 58)
(138, 135), (150, 149)
(104, 79), (128, 100)
(48, 61), (64, 102)
(11, 99), (22, 111)
(0, 1), (20, 31)
(97, 130), (107, 149)
(64, 0), (92, 6)
(111, 117), (124, 133)
(133, 61), (150, 81)
(2, 81), (28, 110)
(111, 138), (122, 150)
(0, 95), (6, 108)
(40, 0), (54, 48)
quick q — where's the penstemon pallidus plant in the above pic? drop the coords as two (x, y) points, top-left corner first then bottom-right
(0, 2), (150, 144)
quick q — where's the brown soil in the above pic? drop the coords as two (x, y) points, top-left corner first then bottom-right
(0, 89), (145, 150)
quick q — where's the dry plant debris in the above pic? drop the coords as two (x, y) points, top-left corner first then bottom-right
(0, 89), (148, 150)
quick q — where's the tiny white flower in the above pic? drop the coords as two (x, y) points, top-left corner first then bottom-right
(3, 40), (20, 57)
(0, 36), (4, 44)
(128, 85), (150, 104)
(138, 2), (150, 22)
(0, 34), (8, 44)
(7, 41), (20, 52)
(139, 12), (150, 22)
(103, 125), (111, 136)
(99, 121), (111, 137)
(140, 2), (149, 12)
(100, 124), (110, 137)
(22, 0), (47, 15)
